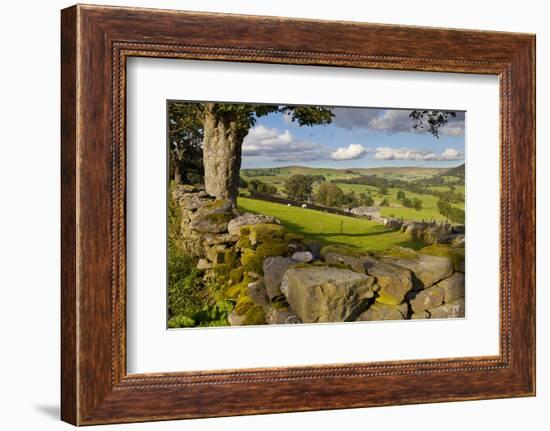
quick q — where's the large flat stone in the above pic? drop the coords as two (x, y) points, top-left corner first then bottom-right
(280, 266), (375, 323)
(381, 253), (454, 290)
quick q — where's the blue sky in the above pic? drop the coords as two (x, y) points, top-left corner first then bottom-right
(241, 107), (465, 169)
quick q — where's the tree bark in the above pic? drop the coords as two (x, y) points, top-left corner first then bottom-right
(173, 154), (182, 184)
(202, 104), (244, 204)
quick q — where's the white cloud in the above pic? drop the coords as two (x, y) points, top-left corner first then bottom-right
(330, 144), (369, 161)
(243, 125), (328, 162)
(333, 108), (465, 136)
(439, 148), (462, 159)
(374, 147), (463, 161)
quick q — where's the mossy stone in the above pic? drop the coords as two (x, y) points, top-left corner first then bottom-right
(249, 223), (287, 245)
(284, 232), (304, 242)
(202, 199), (231, 211)
(243, 305), (267, 325)
(212, 263), (230, 283)
(224, 248), (238, 267)
(375, 294), (402, 306)
(229, 267), (244, 285)
(320, 244), (364, 258)
(379, 247), (418, 260)
(236, 235), (253, 250)
(271, 299), (290, 310)
(224, 277), (249, 300)
(241, 250), (263, 275)
(256, 239), (289, 260)
(235, 294), (255, 315)
(420, 245), (465, 272)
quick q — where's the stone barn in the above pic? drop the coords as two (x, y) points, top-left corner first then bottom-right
(351, 205), (381, 220)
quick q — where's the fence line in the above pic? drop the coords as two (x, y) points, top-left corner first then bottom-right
(245, 192), (366, 219)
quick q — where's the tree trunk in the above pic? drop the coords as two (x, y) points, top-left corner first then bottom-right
(173, 157), (182, 184)
(202, 104), (244, 204)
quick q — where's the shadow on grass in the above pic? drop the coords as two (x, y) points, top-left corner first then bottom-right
(237, 203), (426, 252)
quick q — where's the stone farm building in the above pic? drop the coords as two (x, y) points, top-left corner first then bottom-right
(350, 205), (381, 220)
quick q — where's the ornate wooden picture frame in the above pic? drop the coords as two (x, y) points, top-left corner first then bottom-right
(61, 4), (535, 425)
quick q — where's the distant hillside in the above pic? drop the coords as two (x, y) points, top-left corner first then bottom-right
(442, 163), (465, 177)
(350, 166), (446, 177)
(241, 165), (461, 185)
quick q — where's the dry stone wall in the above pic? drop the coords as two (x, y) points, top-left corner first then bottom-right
(173, 185), (465, 326)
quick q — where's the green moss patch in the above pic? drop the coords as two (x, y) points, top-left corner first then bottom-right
(271, 299), (290, 310)
(203, 212), (232, 223)
(378, 247), (418, 260)
(420, 244), (465, 271)
(229, 267), (244, 285)
(224, 248), (238, 267)
(320, 244), (364, 258)
(249, 223), (287, 245)
(211, 263), (230, 284)
(284, 232), (304, 242)
(256, 239), (289, 260)
(241, 250), (263, 275)
(236, 234), (253, 250)
(244, 305), (267, 325)
(202, 199), (231, 211)
(235, 294), (255, 315)
(375, 295), (401, 306)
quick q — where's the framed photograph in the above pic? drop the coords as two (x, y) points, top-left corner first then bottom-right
(61, 4), (535, 425)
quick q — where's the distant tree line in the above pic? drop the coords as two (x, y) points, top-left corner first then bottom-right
(437, 198), (465, 224)
(246, 178), (278, 195)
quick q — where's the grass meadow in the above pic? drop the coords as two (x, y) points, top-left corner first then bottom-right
(237, 196), (425, 253)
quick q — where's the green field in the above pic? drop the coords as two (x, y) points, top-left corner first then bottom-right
(240, 165), (465, 223)
(333, 183), (464, 222)
(237, 196), (424, 253)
